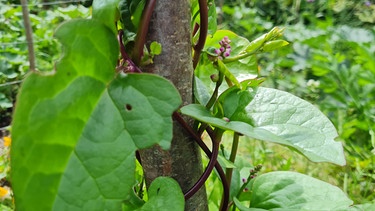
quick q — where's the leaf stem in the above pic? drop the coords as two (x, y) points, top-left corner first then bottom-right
(206, 70), (224, 110)
(133, 0), (156, 66)
(192, 0), (208, 69)
(197, 70), (224, 135)
(225, 133), (240, 198)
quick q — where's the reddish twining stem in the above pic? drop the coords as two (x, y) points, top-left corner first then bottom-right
(118, 30), (142, 73)
(192, 23), (200, 37)
(133, 0), (157, 66)
(184, 130), (220, 200)
(173, 112), (229, 210)
(206, 127), (229, 211)
(192, 0), (208, 69)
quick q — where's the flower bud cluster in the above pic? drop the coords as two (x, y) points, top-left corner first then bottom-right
(125, 60), (135, 73)
(215, 36), (232, 60)
(241, 164), (263, 192)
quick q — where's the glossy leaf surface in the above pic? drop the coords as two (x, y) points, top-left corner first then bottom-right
(181, 87), (345, 165)
(248, 171), (353, 210)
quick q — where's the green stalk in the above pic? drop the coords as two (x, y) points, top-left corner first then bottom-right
(197, 71), (224, 135)
(225, 133), (241, 211)
(205, 70), (224, 109)
(225, 132), (240, 191)
(223, 50), (259, 63)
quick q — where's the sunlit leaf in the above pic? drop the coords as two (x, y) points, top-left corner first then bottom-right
(248, 171), (353, 210)
(181, 86), (346, 166)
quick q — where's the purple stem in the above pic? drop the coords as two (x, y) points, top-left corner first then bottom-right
(133, 0), (157, 65)
(117, 30), (142, 73)
(173, 112), (229, 210)
(192, 0), (208, 69)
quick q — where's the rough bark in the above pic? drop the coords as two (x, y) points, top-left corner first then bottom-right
(138, 0), (208, 210)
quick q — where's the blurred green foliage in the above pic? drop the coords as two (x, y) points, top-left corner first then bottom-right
(218, 0), (375, 204)
(0, 0), (90, 127)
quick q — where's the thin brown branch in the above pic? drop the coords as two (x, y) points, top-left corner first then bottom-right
(21, 0), (36, 71)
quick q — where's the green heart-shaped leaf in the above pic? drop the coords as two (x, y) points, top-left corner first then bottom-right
(11, 19), (181, 210)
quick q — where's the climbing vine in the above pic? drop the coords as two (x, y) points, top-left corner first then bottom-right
(10, 0), (372, 210)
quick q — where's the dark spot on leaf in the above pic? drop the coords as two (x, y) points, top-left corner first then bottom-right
(157, 187), (160, 194)
(125, 104), (132, 111)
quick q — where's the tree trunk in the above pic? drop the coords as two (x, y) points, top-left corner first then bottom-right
(139, 0), (208, 210)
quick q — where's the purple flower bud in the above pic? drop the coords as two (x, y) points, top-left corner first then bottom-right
(250, 175), (256, 179)
(255, 164), (263, 171)
(219, 40), (224, 46)
(224, 51), (230, 58)
(365, 1), (371, 6)
(220, 47), (225, 52)
(125, 64), (135, 73)
(243, 188), (249, 192)
(222, 117), (230, 122)
(215, 49), (221, 55)
(210, 74), (219, 82)
(242, 178), (247, 183)
(218, 56), (223, 60)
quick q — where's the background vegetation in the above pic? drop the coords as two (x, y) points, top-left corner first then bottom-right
(216, 0), (375, 205)
(1, 0), (374, 209)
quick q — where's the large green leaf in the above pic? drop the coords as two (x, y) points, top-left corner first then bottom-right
(247, 171), (353, 210)
(180, 87), (345, 165)
(135, 177), (185, 211)
(11, 19), (181, 210)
